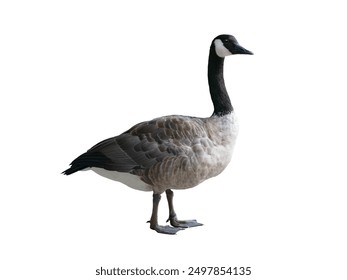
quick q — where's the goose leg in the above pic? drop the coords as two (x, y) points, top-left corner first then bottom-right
(165, 189), (203, 228)
(149, 193), (183, 234)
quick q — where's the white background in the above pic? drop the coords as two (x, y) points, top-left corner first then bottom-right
(1, 1), (346, 279)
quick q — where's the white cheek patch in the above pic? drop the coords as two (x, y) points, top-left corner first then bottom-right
(214, 39), (232, 57)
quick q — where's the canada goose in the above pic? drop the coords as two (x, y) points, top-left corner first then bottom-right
(63, 34), (253, 234)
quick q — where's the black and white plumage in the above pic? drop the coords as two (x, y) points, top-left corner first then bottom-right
(63, 34), (253, 234)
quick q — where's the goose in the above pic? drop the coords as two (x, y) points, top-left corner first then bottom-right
(63, 34), (253, 234)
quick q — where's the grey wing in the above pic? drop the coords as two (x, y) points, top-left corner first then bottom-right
(95, 117), (194, 168)
(63, 116), (205, 175)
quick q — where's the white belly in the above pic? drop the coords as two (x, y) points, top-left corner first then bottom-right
(91, 167), (152, 192)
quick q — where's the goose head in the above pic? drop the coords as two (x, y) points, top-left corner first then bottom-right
(213, 34), (253, 57)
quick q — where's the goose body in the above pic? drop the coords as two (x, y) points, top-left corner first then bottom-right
(63, 35), (252, 234)
(84, 113), (237, 193)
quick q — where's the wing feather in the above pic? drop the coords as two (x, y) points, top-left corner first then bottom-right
(63, 115), (208, 176)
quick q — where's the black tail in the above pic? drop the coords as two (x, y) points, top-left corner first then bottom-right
(62, 152), (113, 175)
(62, 165), (86, 175)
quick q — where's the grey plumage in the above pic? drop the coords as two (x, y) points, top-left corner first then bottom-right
(63, 114), (235, 191)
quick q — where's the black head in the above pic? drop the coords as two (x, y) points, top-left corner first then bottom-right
(213, 34), (253, 57)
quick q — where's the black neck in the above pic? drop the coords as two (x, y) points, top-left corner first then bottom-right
(208, 46), (233, 116)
